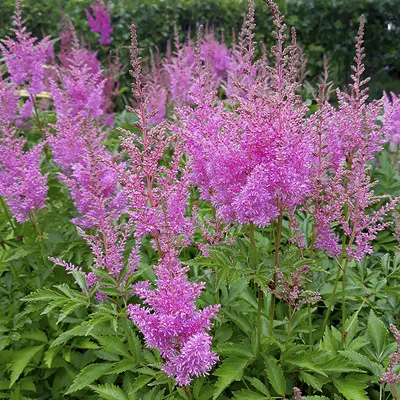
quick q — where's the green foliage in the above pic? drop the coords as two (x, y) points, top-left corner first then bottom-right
(1, 0), (399, 102)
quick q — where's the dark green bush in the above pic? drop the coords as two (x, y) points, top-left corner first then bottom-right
(1, 0), (399, 98)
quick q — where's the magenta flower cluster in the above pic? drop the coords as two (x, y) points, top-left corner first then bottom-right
(0, 126), (47, 223)
(0, 0), (52, 95)
(85, 0), (113, 46)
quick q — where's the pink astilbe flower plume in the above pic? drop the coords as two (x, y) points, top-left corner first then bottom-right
(48, 116), (126, 228)
(384, 92), (400, 144)
(50, 18), (117, 124)
(178, 0), (313, 227)
(310, 15), (399, 260)
(124, 24), (219, 386)
(127, 252), (219, 386)
(0, 73), (19, 126)
(143, 49), (168, 125)
(85, 0), (113, 46)
(0, 125), (47, 223)
(0, 0), (52, 95)
(381, 324), (400, 399)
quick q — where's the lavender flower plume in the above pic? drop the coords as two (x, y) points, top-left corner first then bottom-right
(0, 0), (52, 95)
(127, 252), (219, 386)
(124, 24), (219, 386)
(0, 125), (47, 223)
(85, 0), (113, 46)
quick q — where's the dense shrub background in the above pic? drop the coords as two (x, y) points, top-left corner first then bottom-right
(1, 0), (400, 99)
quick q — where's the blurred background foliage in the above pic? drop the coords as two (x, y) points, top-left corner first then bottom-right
(1, 0), (399, 99)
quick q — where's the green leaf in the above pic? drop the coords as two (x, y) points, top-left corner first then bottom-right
(50, 324), (91, 347)
(57, 301), (84, 323)
(94, 336), (128, 357)
(66, 363), (113, 393)
(233, 389), (268, 399)
(106, 358), (137, 375)
(246, 376), (271, 397)
(20, 330), (47, 343)
(44, 345), (62, 368)
(341, 350), (383, 376)
(368, 311), (387, 357)
(128, 375), (153, 394)
(9, 345), (44, 387)
(23, 288), (64, 303)
(213, 357), (248, 399)
(333, 377), (369, 400)
(265, 357), (286, 396)
(299, 371), (323, 392)
(216, 343), (254, 359)
(90, 384), (128, 400)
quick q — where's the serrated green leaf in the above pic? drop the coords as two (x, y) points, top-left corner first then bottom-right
(66, 363), (113, 393)
(57, 301), (84, 323)
(44, 345), (62, 368)
(128, 375), (153, 394)
(213, 357), (248, 399)
(106, 358), (137, 375)
(90, 383), (128, 400)
(333, 377), (368, 400)
(9, 345), (44, 387)
(265, 357), (286, 396)
(20, 330), (48, 343)
(341, 350), (382, 376)
(299, 371), (323, 392)
(50, 325), (91, 347)
(216, 343), (254, 359)
(23, 288), (64, 303)
(368, 311), (387, 357)
(246, 376), (271, 397)
(233, 389), (268, 399)
(93, 335), (128, 357)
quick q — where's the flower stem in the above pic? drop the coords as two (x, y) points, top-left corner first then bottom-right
(268, 208), (283, 336)
(340, 258), (349, 348)
(30, 95), (44, 139)
(319, 263), (341, 338)
(287, 303), (293, 341)
(308, 303), (313, 346)
(1, 197), (16, 235)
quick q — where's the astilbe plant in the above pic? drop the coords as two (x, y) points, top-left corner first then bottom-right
(51, 22), (106, 121)
(122, 24), (219, 386)
(0, 0), (52, 96)
(384, 92), (400, 144)
(85, 0), (113, 46)
(309, 15), (399, 262)
(48, 116), (126, 228)
(381, 324), (400, 399)
(0, 125), (47, 223)
(179, 0), (313, 227)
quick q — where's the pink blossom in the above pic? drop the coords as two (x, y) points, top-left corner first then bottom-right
(0, 125), (47, 223)
(85, 1), (113, 46)
(0, 0), (52, 95)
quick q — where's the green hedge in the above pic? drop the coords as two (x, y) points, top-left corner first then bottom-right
(1, 0), (399, 98)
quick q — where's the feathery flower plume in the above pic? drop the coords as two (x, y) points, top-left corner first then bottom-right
(310, 15), (398, 260)
(381, 324), (400, 399)
(0, 125), (47, 223)
(0, 0), (52, 95)
(85, 0), (113, 46)
(179, 0), (313, 227)
(124, 24), (218, 386)
(51, 22), (106, 121)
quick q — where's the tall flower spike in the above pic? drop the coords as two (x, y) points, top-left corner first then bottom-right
(179, 0), (313, 226)
(0, 125), (47, 223)
(85, 0), (113, 46)
(124, 25), (218, 386)
(0, 0), (52, 95)
(310, 15), (399, 260)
